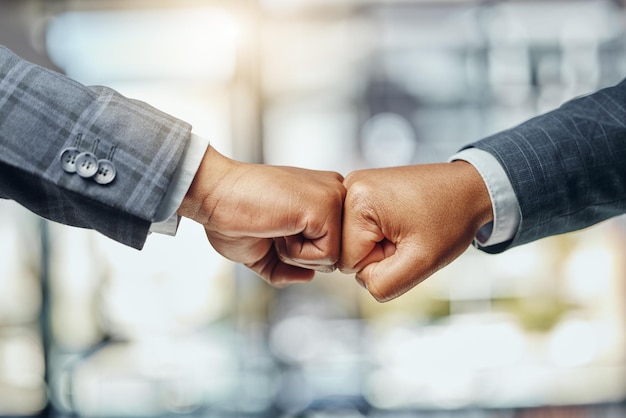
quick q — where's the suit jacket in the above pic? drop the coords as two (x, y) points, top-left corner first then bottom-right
(469, 80), (626, 253)
(0, 45), (192, 249)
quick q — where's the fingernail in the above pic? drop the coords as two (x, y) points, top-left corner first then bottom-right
(355, 276), (368, 290)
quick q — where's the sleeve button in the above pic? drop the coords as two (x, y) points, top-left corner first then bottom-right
(94, 159), (117, 185)
(75, 152), (99, 178)
(60, 147), (81, 173)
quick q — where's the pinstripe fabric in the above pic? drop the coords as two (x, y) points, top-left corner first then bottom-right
(468, 80), (626, 253)
(0, 45), (192, 249)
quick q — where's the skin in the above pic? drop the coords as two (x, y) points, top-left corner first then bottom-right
(178, 145), (346, 287)
(339, 161), (494, 302)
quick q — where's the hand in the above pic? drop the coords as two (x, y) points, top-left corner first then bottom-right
(339, 161), (493, 302)
(178, 146), (346, 286)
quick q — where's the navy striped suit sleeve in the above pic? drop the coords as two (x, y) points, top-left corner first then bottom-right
(468, 79), (626, 253)
(0, 45), (192, 249)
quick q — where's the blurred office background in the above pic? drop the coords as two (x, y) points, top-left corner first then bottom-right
(2, 0), (626, 416)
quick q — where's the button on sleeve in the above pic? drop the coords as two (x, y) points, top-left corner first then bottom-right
(94, 159), (116, 185)
(60, 147), (81, 173)
(75, 152), (99, 178)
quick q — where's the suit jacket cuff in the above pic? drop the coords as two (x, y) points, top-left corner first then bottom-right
(149, 133), (211, 235)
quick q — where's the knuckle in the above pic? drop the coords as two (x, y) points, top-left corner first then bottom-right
(324, 170), (344, 183)
(343, 171), (359, 186)
(326, 183), (347, 204)
(345, 179), (374, 204)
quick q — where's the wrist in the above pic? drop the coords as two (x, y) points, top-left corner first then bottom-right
(177, 145), (233, 224)
(450, 160), (494, 233)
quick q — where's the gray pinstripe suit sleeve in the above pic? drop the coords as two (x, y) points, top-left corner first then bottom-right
(0, 45), (192, 249)
(466, 79), (626, 254)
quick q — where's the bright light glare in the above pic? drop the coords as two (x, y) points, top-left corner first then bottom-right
(0, 203), (41, 325)
(563, 245), (614, 303)
(360, 112), (417, 167)
(46, 7), (240, 85)
(94, 219), (232, 338)
(365, 316), (526, 409)
(0, 332), (47, 415)
(549, 319), (602, 367)
(70, 337), (237, 416)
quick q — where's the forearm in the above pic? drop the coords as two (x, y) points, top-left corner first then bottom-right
(0, 45), (192, 248)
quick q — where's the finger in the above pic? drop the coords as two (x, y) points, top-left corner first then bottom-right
(299, 185), (345, 266)
(207, 231), (273, 266)
(357, 238), (396, 268)
(206, 231), (316, 284)
(274, 190), (344, 271)
(275, 234), (338, 272)
(246, 243), (316, 287)
(339, 197), (384, 274)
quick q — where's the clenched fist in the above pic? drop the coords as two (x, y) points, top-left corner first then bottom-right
(179, 146), (346, 286)
(340, 161), (493, 302)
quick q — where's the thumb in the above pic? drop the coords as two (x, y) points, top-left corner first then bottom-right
(357, 242), (429, 302)
(339, 207), (386, 274)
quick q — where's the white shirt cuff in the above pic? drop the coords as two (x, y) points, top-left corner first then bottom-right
(448, 148), (520, 247)
(149, 133), (211, 236)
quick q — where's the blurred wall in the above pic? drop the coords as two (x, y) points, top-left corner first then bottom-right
(2, 1), (626, 417)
